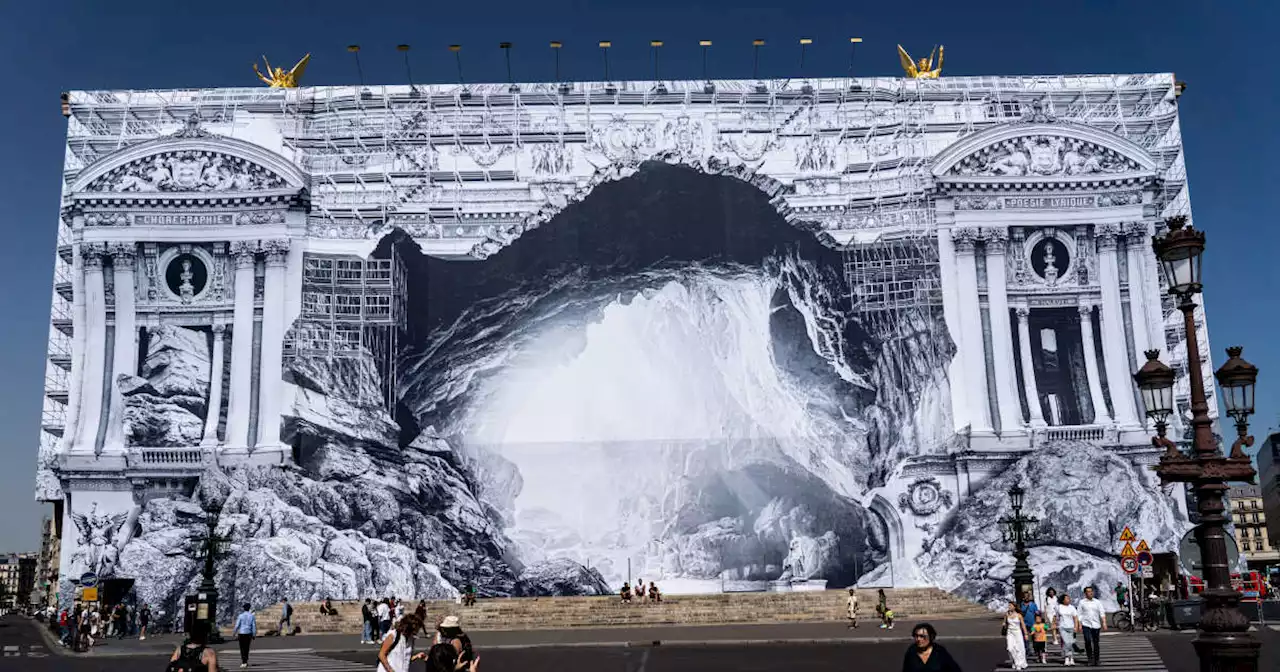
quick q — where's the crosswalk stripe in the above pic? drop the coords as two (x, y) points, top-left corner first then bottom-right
(222, 650), (371, 671)
(0, 644), (47, 658)
(993, 636), (1166, 671)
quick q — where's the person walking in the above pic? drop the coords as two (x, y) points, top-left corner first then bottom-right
(167, 621), (217, 672)
(1042, 588), (1059, 646)
(901, 622), (962, 672)
(846, 588), (859, 628)
(1019, 591), (1039, 657)
(1077, 586), (1106, 666)
(1004, 600), (1029, 670)
(233, 603), (258, 669)
(1055, 594), (1081, 666)
(1030, 613), (1049, 664)
(138, 604), (151, 641)
(377, 614), (427, 672)
(378, 598), (393, 638)
(277, 599), (292, 636)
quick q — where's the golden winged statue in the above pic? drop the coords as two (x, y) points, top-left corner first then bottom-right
(253, 53), (311, 88)
(897, 44), (943, 79)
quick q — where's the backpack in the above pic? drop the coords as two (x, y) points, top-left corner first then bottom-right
(451, 633), (475, 663)
(165, 644), (206, 672)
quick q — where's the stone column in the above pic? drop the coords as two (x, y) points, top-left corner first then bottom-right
(255, 239), (290, 450)
(1095, 224), (1140, 426)
(62, 227), (87, 452)
(202, 324), (226, 446)
(1124, 222), (1154, 364)
(983, 229), (1023, 432)
(225, 242), (258, 448)
(74, 243), (108, 453)
(1015, 307), (1046, 426)
(104, 243), (138, 453)
(1077, 303), (1112, 424)
(936, 228), (969, 432)
(953, 228), (992, 433)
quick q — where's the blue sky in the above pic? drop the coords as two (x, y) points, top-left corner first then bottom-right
(0, 0), (1276, 552)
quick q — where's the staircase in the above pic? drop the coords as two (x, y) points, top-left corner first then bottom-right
(252, 588), (992, 635)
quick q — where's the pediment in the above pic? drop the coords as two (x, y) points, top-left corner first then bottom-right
(85, 149), (291, 194)
(71, 117), (308, 197)
(931, 123), (1158, 181)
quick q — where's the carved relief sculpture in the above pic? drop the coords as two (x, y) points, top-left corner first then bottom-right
(898, 477), (955, 516)
(89, 151), (288, 193)
(951, 136), (1141, 177)
(70, 503), (129, 578)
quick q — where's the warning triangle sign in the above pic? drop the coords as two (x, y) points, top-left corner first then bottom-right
(1120, 542), (1137, 558)
(1136, 540), (1151, 552)
(1119, 526), (1137, 542)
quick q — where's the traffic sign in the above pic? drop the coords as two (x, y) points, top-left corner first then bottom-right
(1121, 557), (1139, 574)
(1137, 551), (1154, 566)
(1119, 526), (1137, 542)
(1120, 542), (1137, 558)
(81, 587), (98, 601)
(1136, 539), (1151, 553)
(1140, 566), (1154, 579)
(79, 572), (98, 588)
(1177, 528), (1241, 579)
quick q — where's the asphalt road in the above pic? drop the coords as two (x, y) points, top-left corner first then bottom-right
(3, 614), (1276, 672)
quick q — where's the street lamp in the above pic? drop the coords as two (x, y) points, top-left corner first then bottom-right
(193, 497), (229, 643)
(999, 483), (1039, 601)
(1139, 215), (1261, 670)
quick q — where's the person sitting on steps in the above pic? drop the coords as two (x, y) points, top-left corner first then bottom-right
(620, 583), (632, 603)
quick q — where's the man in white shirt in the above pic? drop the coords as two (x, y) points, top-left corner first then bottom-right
(376, 599), (392, 639)
(1077, 586), (1107, 666)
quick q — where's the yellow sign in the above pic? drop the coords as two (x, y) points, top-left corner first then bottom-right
(1136, 540), (1151, 552)
(1119, 526), (1137, 542)
(1120, 542), (1137, 558)
(81, 587), (98, 602)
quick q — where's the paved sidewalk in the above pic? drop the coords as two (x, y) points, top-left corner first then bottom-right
(36, 616), (1006, 657)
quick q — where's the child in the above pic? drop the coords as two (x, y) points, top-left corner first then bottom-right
(1030, 612), (1049, 664)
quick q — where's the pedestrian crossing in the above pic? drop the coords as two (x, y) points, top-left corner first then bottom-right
(1, 644), (48, 658)
(215, 648), (370, 671)
(993, 635), (1166, 671)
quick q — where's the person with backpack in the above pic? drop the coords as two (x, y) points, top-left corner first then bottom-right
(277, 598), (292, 636)
(233, 602), (258, 669)
(378, 613), (427, 672)
(167, 621), (217, 672)
(434, 615), (475, 666)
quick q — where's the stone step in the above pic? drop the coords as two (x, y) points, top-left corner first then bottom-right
(250, 588), (989, 634)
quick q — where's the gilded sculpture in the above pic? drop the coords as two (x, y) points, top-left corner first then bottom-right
(253, 53), (311, 88)
(897, 44), (943, 79)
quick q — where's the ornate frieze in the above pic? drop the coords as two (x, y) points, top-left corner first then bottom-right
(84, 212), (129, 227)
(1098, 192), (1143, 208)
(898, 477), (955, 517)
(949, 136), (1142, 178)
(236, 211), (286, 226)
(589, 116), (657, 165)
(1075, 227), (1093, 285)
(142, 243), (160, 300)
(210, 243), (227, 302)
(954, 195), (1003, 211)
(529, 143), (573, 176)
(795, 134), (837, 173)
(663, 115), (706, 162)
(87, 151), (289, 194)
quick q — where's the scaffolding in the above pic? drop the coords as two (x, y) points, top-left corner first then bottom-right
(283, 250), (407, 411)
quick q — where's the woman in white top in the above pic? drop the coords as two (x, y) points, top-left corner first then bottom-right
(1004, 600), (1029, 670)
(1055, 594), (1082, 666)
(378, 614), (426, 672)
(1043, 588), (1059, 645)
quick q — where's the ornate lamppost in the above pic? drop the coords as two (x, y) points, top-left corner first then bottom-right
(1132, 215), (1260, 671)
(192, 497), (230, 643)
(999, 484), (1040, 601)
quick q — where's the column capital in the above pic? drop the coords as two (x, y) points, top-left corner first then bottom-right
(1015, 305), (1031, 321)
(81, 243), (107, 270)
(1095, 223), (1122, 251)
(985, 228), (1010, 254)
(1124, 221), (1150, 244)
(212, 323), (227, 334)
(108, 243), (137, 270)
(230, 241), (258, 268)
(261, 238), (291, 265)
(953, 227), (981, 253)
(1077, 303), (1096, 318)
